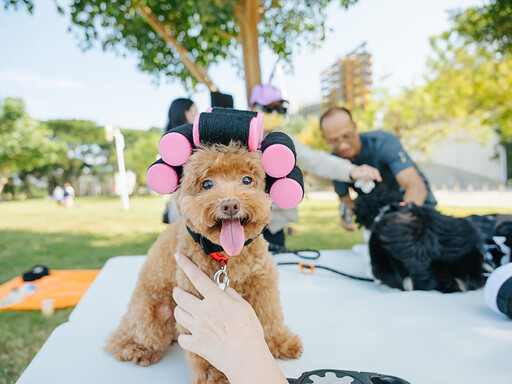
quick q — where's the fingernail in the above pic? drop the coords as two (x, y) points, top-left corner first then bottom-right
(174, 253), (182, 261)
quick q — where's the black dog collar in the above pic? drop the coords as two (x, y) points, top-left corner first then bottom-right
(186, 226), (256, 256)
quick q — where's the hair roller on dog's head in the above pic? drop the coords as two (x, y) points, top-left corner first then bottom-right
(260, 132), (297, 178)
(158, 124), (194, 166)
(146, 159), (182, 195)
(209, 107), (265, 147)
(266, 165), (304, 210)
(193, 109), (263, 151)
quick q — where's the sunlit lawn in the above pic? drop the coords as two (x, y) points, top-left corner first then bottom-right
(1, 195), (512, 383)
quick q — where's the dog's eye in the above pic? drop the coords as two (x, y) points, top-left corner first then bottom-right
(201, 180), (214, 190)
(242, 176), (253, 185)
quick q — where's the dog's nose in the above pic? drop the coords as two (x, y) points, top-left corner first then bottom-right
(220, 199), (240, 218)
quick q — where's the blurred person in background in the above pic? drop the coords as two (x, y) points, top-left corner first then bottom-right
(250, 84), (381, 251)
(165, 98), (197, 133)
(163, 98), (197, 223)
(52, 185), (64, 206)
(320, 107), (436, 231)
(63, 183), (75, 208)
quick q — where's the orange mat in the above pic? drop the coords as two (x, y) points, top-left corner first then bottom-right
(0, 270), (99, 312)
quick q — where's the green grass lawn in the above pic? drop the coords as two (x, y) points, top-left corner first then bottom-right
(1, 196), (512, 383)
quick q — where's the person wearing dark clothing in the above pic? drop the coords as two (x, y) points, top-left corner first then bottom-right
(320, 107), (436, 231)
(165, 98), (197, 133)
(163, 98), (198, 223)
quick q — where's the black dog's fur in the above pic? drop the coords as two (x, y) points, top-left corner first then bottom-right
(353, 185), (486, 293)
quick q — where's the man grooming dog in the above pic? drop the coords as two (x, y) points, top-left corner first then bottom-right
(320, 107), (436, 231)
(106, 112), (302, 383)
(251, 84), (382, 250)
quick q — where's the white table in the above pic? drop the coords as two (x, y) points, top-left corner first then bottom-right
(17, 250), (512, 384)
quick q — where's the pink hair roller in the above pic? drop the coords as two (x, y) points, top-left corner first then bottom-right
(146, 160), (180, 195)
(158, 124), (194, 166)
(266, 165), (304, 210)
(260, 132), (296, 178)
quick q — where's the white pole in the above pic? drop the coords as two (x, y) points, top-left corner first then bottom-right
(112, 126), (130, 211)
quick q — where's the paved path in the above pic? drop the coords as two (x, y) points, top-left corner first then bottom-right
(306, 190), (512, 207)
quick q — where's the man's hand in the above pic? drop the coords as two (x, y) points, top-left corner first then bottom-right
(341, 216), (357, 231)
(339, 196), (356, 231)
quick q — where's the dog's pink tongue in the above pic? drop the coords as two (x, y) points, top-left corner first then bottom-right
(220, 219), (245, 256)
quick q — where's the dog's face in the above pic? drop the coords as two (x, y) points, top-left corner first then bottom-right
(176, 142), (272, 256)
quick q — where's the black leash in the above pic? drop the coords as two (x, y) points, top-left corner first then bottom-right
(271, 244), (374, 282)
(277, 261), (374, 282)
(268, 242), (321, 260)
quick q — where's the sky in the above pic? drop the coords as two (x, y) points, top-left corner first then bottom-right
(0, 0), (482, 130)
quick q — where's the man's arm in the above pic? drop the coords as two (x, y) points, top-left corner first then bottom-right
(339, 194), (357, 231)
(395, 167), (428, 205)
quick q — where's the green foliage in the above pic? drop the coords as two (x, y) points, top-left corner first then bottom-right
(45, 119), (113, 186)
(280, 115), (330, 152)
(121, 127), (162, 187)
(451, 0), (512, 54)
(374, 27), (511, 153)
(351, 96), (383, 133)
(63, 0), (237, 88)
(427, 37), (511, 139)
(259, 0), (357, 64)
(0, 98), (66, 182)
(3, 0), (358, 90)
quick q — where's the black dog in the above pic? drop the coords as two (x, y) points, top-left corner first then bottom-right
(353, 185), (487, 293)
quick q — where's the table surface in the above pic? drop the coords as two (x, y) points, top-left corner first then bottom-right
(16, 249), (512, 384)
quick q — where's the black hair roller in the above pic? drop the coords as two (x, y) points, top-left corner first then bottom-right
(193, 110), (264, 151)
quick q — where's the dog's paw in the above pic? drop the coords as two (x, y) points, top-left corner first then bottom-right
(268, 332), (303, 360)
(107, 338), (163, 367)
(190, 366), (228, 384)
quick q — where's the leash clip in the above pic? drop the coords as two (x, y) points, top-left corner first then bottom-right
(214, 264), (230, 290)
(300, 262), (315, 275)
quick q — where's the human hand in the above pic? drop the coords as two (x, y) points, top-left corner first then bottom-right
(341, 216), (357, 231)
(172, 253), (285, 383)
(349, 165), (382, 182)
(339, 204), (357, 231)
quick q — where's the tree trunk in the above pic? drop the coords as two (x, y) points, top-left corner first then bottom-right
(22, 173), (32, 199)
(235, 0), (262, 106)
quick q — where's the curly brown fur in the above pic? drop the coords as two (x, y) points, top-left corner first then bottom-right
(105, 142), (302, 383)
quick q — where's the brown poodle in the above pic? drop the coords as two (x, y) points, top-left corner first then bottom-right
(106, 142), (303, 383)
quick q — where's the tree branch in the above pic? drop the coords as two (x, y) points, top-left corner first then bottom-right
(218, 30), (237, 40)
(259, 0), (279, 22)
(134, 1), (218, 92)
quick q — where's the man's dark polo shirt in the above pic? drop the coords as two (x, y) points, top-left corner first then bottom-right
(333, 130), (437, 206)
